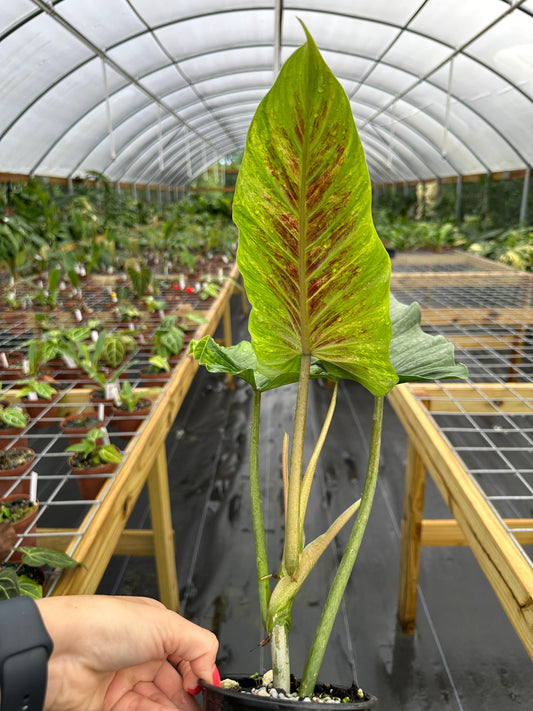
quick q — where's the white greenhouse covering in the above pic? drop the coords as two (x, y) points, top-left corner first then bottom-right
(1, 0), (532, 187)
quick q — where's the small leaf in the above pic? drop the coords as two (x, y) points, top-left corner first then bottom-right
(17, 574), (43, 599)
(19, 546), (82, 569)
(0, 568), (20, 599)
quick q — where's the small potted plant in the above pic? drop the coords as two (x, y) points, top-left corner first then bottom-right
(60, 410), (105, 446)
(0, 546), (82, 598)
(15, 374), (60, 427)
(111, 381), (159, 440)
(0, 446), (35, 497)
(0, 495), (39, 561)
(139, 354), (171, 386)
(191, 26), (467, 707)
(0, 401), (29, 451)
(66, 427), (122, 500)
(72, 332), (132, 416)
(152, 315), (185, 363)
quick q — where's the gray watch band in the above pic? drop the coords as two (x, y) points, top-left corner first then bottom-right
(0, 597), (53, 711)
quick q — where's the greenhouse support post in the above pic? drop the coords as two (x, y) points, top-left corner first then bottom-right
(519, 166), (530, 224)
(455, 174), (463, 223)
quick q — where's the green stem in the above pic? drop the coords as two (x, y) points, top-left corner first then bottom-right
(250, 390), (270, 628)
(271, 622), (291, 692)
(299, 395), (384, 697)
(283, 353), (311, 575)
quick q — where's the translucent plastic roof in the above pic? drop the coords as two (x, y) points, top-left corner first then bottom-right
(1, 0), (532, 186)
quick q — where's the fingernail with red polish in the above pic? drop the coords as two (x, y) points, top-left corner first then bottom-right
(212, 666), (221, 687)
(187, 685), (201, 696)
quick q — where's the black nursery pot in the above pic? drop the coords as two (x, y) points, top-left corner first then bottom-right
(201, 676), (378, 711)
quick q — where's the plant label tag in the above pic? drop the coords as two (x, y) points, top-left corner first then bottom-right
(98, 403), (104, 420)
(74, 309), (83, 322)
(22, 359), (30, 375)
(179, 275), (185, 290)
(30, 471), (38, 504)
(9, 276), (14, 287)
(59, 281), (66, 291)
(222, 254), (229, 264)
(27, 391), (38, 401)
(91, 330), (99, 342)
(106, 383), (119, 401)
(158, 310), (165, 319)
(63, 355), (76, 369)
(100, 427), (111, 446)
(0, 352), (8, 368)
(138, 334), (145, 344)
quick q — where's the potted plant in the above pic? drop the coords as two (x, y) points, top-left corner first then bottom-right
(66, 427), (122, 500)
(191, 26), (467, 707)
(71, 332), (131, 416)
(60, 410), (105, 446)
(0, 494), (39, 561)
(0, 447), (35, 497)
(152, 314), (185, 363)
(111, 381), (159, 440)
(15, 374), (60, 427)
(0, 401), (29, 451)
(139, 354), (171, 386)
(0, 546), (82, 598)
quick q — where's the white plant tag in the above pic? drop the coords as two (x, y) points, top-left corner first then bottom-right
(128, 322), (134, 331)
(59, 281), (66, 290)
(222, 254), (229, 264)
(179, 275), (185, 290)
(30, 471), (38, 504)
(63, 355), (76, 368)
(100, 427), (111, 446)
(74, 309), (82, 322)
(158, 309), (165, 319)
(98, 403), (104, 420)
(27, 391), (38, 401)
(105, 383), (119, 401)
(91, 330), (99, 343)
(22, 359), (30, 375)
(138, 334), (145, 344)
(0, 352), (8, 368)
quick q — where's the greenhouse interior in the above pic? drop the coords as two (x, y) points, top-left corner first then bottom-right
(1, 2), (532, 710)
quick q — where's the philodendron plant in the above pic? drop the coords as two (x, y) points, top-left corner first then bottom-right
(191, 26), (467, 698)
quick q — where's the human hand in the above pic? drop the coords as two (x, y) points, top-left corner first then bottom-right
(35, 595), (219, 711)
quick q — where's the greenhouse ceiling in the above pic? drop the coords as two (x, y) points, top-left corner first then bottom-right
(1, 0), (532, 188)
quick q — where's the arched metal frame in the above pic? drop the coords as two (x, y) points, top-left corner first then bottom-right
(0, 0), (531, 186)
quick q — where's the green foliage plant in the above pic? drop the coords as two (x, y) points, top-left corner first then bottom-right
(16, 376), (58, 401)
(153, 315), (185, 358)
(0, 547), (82, 600)
(113, 381), (160, 413)
(191, 26), (467, 697)
(66, 427), (123, 467)
(0, 403), (28, 429)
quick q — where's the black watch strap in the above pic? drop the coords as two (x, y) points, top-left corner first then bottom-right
(0, 597), (54, 711)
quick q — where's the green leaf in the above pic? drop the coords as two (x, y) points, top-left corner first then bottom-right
(1, 407), (27, 428)
(0, 568), (20, 599)
(98, 445), (123, 464)
(19, 546), (82, 569)
(190, 336), (328, 392)
(388, 295), (469, 382)
(17, 574), (43, 599)
(233, 25), (397, 397)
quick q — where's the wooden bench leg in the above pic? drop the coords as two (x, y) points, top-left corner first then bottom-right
(398, 438), (426, 633)
(147, 446), (180, 612)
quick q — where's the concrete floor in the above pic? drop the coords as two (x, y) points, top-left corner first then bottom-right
(99, 295), (533, 710)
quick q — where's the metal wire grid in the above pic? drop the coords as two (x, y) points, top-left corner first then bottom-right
(410, 380), (533, 570)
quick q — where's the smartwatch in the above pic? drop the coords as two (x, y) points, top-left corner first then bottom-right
(0, 596), (53, 711)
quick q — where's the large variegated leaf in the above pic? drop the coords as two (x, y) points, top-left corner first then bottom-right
(233, 26), (397, 397)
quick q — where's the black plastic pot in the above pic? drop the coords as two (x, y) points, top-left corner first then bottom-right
(201, 676), (378, 711)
